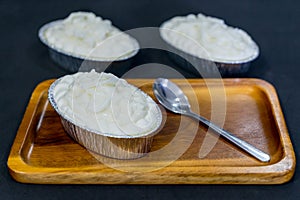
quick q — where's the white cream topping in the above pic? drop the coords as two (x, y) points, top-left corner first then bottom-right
(160, 13), (258, 62)
(52, 70), (161, 136)
(43, 12), (138, 60)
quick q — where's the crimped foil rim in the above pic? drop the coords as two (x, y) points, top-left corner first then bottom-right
(48, 78), (163, 139)
(159, 23), (259, 64)
(39, 20), (140, 62)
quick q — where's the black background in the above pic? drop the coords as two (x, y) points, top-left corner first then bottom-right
(1, 0), (299, 199)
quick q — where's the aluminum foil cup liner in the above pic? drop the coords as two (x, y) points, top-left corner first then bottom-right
(60, 118), (155, 159)
(48, 78), (163, 160)
(39, 20), (139, 74)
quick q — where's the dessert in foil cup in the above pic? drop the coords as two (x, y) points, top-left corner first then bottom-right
(160, 13), (259, 77)
(39, 12), (139, 74)
(48, 71), (163, 159)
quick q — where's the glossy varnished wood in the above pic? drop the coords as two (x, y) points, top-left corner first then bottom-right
(7, 79), (295, 184)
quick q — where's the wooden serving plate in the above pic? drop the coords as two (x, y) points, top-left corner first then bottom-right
(7, 79), (295, 184)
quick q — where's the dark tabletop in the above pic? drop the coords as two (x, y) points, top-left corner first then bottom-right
(1, 0), (299, 199)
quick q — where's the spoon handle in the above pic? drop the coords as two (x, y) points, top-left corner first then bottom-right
(186, 111), (270, 162)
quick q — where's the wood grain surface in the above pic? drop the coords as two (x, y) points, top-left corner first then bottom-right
(7, 79), (296, 184)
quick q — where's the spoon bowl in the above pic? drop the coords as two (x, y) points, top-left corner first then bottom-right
(153, 78), (190, 114)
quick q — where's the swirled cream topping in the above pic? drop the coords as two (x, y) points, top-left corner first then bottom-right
(51, 70), (161, 136)
(43, 12), (139, 60)
(160, 13), (259, 62)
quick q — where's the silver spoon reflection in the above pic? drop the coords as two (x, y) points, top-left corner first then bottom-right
(153, 78), (270, 162)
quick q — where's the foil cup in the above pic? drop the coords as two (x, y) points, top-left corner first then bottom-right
(159, 28), (259, 77)
(39, 20), (139, 74)
(48, 78), (163, 159)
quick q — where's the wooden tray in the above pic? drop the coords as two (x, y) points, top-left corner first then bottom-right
(7, 79), (295, 184)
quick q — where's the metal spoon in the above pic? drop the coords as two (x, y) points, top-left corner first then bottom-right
(153, 78), (270, 162)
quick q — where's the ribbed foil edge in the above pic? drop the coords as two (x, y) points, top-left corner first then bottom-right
(166, 42), (252, 77)
(60, 118), (155, 159)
